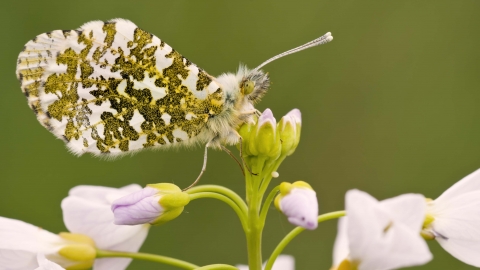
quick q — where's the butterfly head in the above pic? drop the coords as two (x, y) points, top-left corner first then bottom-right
(240, 69), (270, 104)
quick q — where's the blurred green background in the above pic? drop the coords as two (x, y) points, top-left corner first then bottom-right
(1, 0), (480, 269)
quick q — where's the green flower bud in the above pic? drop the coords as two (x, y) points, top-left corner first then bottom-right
(58, 232), (96, 269)
(254, 109), (281, 159)
(237, 117), (257, 157)
(278, 109), (301, 156)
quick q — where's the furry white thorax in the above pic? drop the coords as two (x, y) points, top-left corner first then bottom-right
(202, 66), (264, 148)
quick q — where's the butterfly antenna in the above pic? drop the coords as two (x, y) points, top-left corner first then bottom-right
(253, 32), (333, 72)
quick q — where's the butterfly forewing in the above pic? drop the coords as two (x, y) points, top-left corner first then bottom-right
(16, 19), (224, 156)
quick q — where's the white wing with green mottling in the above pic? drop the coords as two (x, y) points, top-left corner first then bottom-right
(16, 19), (224, 156)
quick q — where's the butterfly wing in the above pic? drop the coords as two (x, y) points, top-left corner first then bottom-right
(16, 19), (224, 156)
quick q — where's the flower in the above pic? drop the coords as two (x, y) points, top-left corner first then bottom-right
(61, 184), (150, 269)
(0, 216), (96, 269)
(331, 190), (432, 270)
(111, 183), (190, 226)
(236, 255), (295, 270)
(424, 168), (480, 267)
(274, 181), (318, 230)
(35, 254), (65, 270)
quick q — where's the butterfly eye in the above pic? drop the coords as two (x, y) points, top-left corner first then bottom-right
(241, 80), (255, 95)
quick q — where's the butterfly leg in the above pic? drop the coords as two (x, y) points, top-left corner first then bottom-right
(235, 131), (258, 176)
(182, 142), (210, 191)
(220, 145), (245, 176)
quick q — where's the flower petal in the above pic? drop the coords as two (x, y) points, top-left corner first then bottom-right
(35, 254), (65, 270)
(0, 217), (64, 269)
(235, 255), (295, 270)
(68, 184), (142, 205)
(111, 187), (162, 225)
(436, 238), (480, 267)
(359, 223), (432, 270)
(0, 250), (37, 269)
(268, 254), (295, 270)
(62, 185), (147, 249)
(258, 108), (276, 128)
(332, 217), (349, 267)
(93, 225), (149, 270)
(380, 193), (426, 232)
(280, 188), (318, 230)
(435, 169), (480, 204)
(346, 190), (432, 270)
(236, 264), (249, 270)
(429, 191), (480, 241)
(286, 109), (301, 126)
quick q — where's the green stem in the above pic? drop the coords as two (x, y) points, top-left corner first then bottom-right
(258, 155), (286, 198)
(259, 185), (280, 226)
(186, 185), (248, 215)
(264, 211), (346, 270)
(245, 171), (263, 270)
(195, 264), (239, 270)
(96, 249), (199, 269)
(189, 192), (248, 231)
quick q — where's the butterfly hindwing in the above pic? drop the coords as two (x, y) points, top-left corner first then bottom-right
(16, 19), (224, 156)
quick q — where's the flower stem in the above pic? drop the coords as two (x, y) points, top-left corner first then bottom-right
(258, 155), (286, 198)
(189, 192), (248, 231)
(96, 249), (199, 269)
(245, 170), (263, 270)
(195, 264), (239, 270)
(259, 185), (280, 226)
(264, 211), (346, 270)
(186, 185), (248, 215)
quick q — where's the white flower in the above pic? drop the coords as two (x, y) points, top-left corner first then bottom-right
(61, 184), (150, 270)
(35, 254), (64, 270)
(0, 216), (96, 269)
(275, 181), (318, 230)
(331, 190), (432, 270)
(425, 168), (480, 267)
(111, 183), (190, 226)
(236, 255), (295, 270)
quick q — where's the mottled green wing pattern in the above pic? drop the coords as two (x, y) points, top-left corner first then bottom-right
(16, 19), (224, 156)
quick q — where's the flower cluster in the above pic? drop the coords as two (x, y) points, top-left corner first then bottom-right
(3, 107), (480, 270)
(331, 168), (480, 270)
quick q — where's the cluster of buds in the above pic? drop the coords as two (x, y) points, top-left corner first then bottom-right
(238, 108), (302, 162)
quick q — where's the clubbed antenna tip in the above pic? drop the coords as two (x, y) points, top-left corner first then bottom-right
(253, 32), (333, 72)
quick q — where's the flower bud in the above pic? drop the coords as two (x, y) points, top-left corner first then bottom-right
(274, 181), (318, 230)
(278, 109), (301, 156)
(237, 116), (257, 157)
(57, 232), (96, 269)
(254, 109), (281, 158)
(112, 183), (190, 226)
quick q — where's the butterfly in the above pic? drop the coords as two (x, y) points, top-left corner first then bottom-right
(16, 19), (332, 188)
